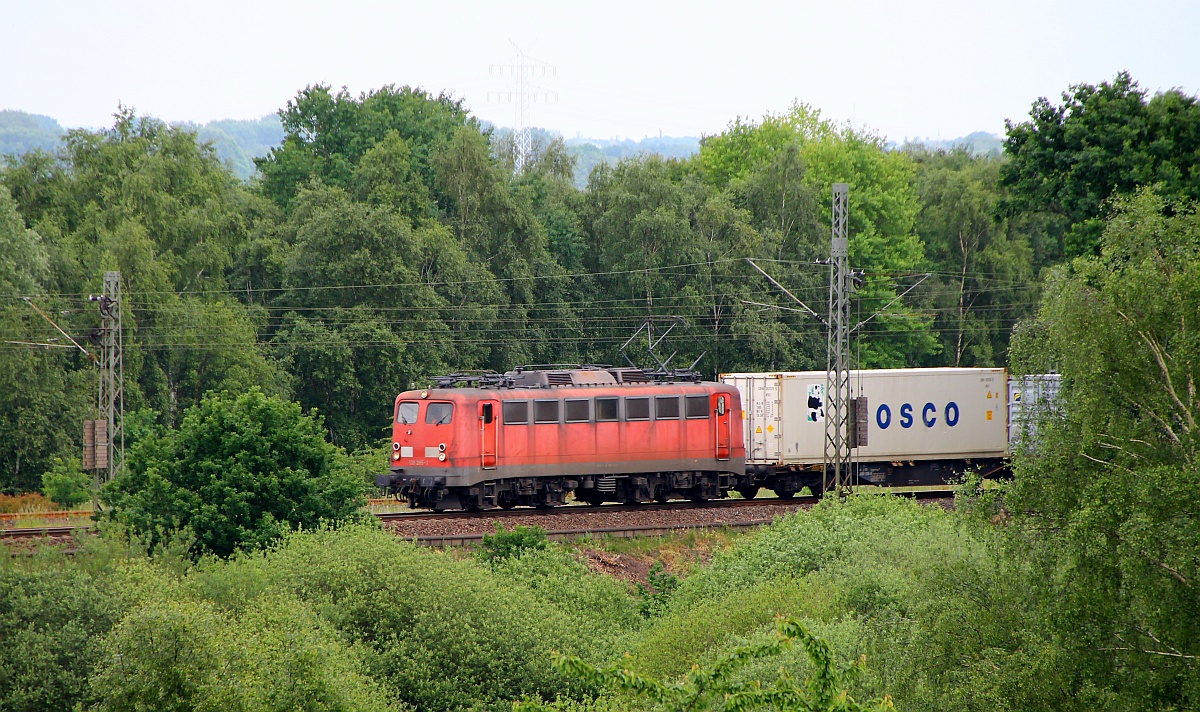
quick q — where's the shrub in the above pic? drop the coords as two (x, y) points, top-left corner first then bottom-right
(104, 389), (369, 558)
(89, 594), (403, 712)
(490, 546), (642, 640)
(211, 524), (604, 711)
(480, 522), (549, 562)
(41, 456), (91, 508)
(0, 555), (130, 711)
(635, 561), (679, 618)
(522, 617), (894, 712)
(629, 576), (841, 679)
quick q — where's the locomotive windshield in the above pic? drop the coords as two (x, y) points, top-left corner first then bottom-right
(426, 402), (453, 425)
(397, 401), (419, 424)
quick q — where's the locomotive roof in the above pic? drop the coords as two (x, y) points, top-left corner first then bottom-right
(425, 366), (719, 391)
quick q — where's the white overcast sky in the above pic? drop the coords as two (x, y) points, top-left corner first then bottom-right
(2, 0), (1198, 142)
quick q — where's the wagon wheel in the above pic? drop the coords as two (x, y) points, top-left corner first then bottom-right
(736, 486), (760, 500)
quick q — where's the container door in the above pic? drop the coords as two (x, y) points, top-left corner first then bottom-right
(714, 394), (731, 461)
(480, 401), (498, 469)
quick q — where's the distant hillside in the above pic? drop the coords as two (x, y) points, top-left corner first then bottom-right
(566, 135), (700, 188)
(0, 110), (282, 180)
(897, 131), (1004, 156)
(0, 110), (64, 156)
(1, 108), (1003, 185)
(175, 115), (284, 180)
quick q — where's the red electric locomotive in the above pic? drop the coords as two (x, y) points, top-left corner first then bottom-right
(375, 366), (746, 510)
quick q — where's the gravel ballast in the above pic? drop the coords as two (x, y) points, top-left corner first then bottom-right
(383, 500), (815, 539)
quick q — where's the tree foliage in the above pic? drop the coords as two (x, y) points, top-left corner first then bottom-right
(1001, 71), (1200, 259)
(104, 389), (367, 558)
(520, 618), (892, 712)
(910, 148), (1036, 365)
(1008, 188), (1200, 706)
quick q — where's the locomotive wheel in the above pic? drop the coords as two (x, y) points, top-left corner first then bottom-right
(773, 489), (795, 500)
(736, 486), (760, 500)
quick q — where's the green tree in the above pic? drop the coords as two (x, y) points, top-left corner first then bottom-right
(41, 456), (91, 508)
(104, 388), (367, 558)
(265, 182), (498, 447)
(2, 110), (287, 429)
(910, 148), (1036, 365)
(0, 311), (90, 493)
(1001, 72), (1200, 260)
(0, 184), (48, 295)
(257, 84), (472, 213)
(1009, 188), (1200, 706)
(697, 103), (936, 366)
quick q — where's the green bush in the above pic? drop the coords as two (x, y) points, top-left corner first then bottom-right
(89, 594), (403, 712)
(524, 617), (893, 712)
(480, 523), (549, 562)
(635, 561), (679, 618)
(490, 546), (641, 641)
(0, 553), (129, 711)
(208, 524), (605, 711)
(40, 456), (91, 508)
(104, 388), (369, 558)
(630, 495), (1082, 710)
(629, 576), (840, 679)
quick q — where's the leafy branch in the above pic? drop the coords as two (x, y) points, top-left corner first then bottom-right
(516, 616), (893, 712)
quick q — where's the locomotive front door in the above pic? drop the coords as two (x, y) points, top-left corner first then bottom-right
(714, 394), (731, 461)
(480, 401), (498, 469)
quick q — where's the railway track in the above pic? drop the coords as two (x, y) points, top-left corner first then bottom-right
(373, 488), (955, 522)
(0, 524), (88, 539)
(1, 490), (956, 541)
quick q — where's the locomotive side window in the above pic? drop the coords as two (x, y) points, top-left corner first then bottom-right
(503, 401), (528, 424)
(625, 397), (650, 421)
(685, 395), (709, 418)
(565, 399), (589, 423)
(426, 402), (454, 425)
(397, 401), (419, 424)
(481, 403), (494, 424)
(534, 400), (560, 423)
(655, 396), (680, 419)
(595, 397), (619, 421)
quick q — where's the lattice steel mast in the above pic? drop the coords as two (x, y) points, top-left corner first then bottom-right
(489, 43), (557, 173)
(824, 184), (854, 496)
(92, 271), (124, 484)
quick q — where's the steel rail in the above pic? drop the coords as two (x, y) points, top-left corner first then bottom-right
(1, 491), (955, 540)
(373, 489), (955, 522)
(411, 519), (775, 547)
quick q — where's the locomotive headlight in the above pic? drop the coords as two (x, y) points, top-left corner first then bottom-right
(392, 442), (401, 451)
(438, 453), (446, 462)
(438, 443), (446, 452)
(392, 451), (401, 461)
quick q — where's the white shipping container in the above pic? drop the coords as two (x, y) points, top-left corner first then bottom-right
(722, 368), (1009, 465)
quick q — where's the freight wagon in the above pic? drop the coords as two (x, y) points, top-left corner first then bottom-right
(721, 368), (1057, 497)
